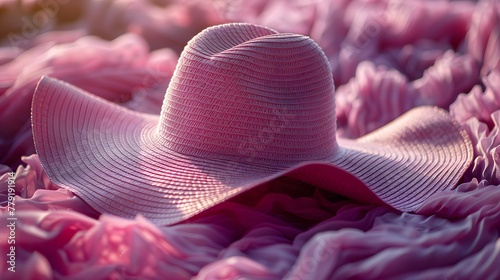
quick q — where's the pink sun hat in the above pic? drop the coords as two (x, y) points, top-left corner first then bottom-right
(31, 23), (473, 225)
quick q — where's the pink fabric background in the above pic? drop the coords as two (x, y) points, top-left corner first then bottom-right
(1, 0), (500, 279)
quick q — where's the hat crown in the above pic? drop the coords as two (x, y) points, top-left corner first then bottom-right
(158, 23), (337, 165)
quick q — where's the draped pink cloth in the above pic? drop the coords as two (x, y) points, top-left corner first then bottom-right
(1, 0), (500, 279)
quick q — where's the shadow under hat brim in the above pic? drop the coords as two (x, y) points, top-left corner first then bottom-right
(32, 76), (472, 225)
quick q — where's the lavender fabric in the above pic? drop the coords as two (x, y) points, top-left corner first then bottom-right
(1, 0), (500, 279)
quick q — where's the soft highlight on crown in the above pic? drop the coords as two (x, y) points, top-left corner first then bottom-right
(157, 23), (337, 165)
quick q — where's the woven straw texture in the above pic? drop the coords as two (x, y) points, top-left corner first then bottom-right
(32, 23), (473, 225)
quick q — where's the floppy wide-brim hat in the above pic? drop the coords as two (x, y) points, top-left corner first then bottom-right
(31, 23), (473, 225)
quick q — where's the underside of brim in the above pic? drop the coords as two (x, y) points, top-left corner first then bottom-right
(332, 106), (473, 211)
(280, 105), (474, 213)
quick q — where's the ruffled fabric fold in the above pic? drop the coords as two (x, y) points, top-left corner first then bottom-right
(466, 1), (500, 76)
(450, 71), (500, 185)
(0, 33), (177, 168)
(335, 62), (417, 138)
(451, 71), (500, 127)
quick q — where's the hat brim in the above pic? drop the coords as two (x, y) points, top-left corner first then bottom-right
(32, 77), (472, 225)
